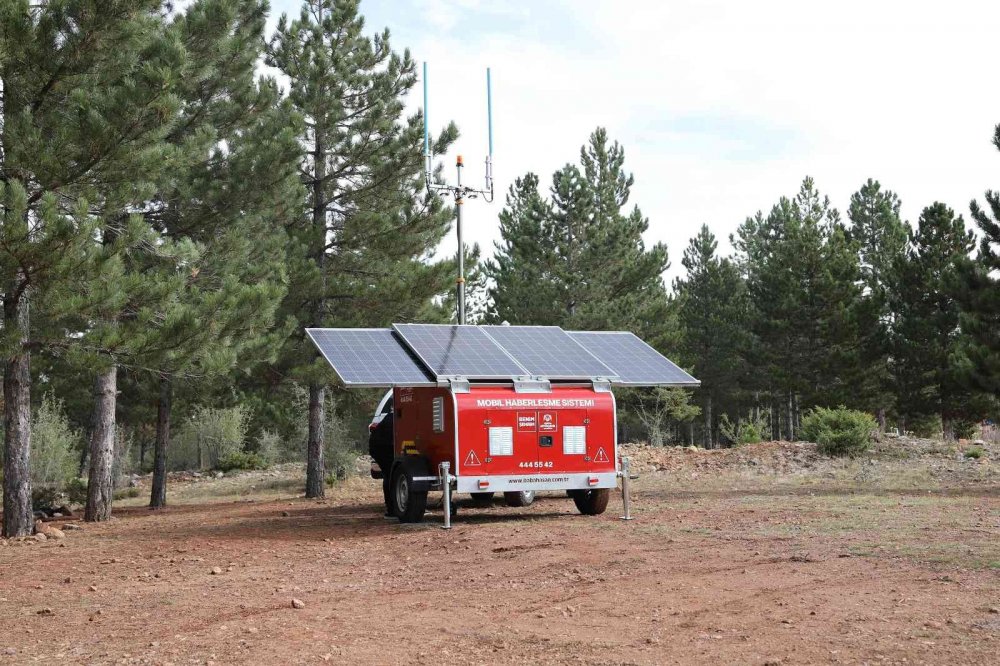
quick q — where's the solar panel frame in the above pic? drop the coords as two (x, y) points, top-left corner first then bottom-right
(392, 323), (530, 379)
(479, 325), (619, 379)
(567, 331), (700, 387)
(306, 328), (437, 388)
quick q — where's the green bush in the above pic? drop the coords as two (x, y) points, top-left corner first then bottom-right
(216, 451), (268, 472)
(31, 393), (80, 491)
(170, 405), (250, 471)
(64, 477), (89, 505)
(964, 446), (984, 460)
(953, 419), (978, 440)
(908, 414), (941, 439)
(800, 406), (876, 457)
(113, 487), (141, 500)
(719, 411), (768, 446)
(253, 429), (282, 465)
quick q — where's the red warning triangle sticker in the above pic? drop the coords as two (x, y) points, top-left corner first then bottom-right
(594, 447), (610, 463)
(464, 450), (482, 466)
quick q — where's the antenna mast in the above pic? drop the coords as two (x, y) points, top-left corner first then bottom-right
(423, 62), (494, 326)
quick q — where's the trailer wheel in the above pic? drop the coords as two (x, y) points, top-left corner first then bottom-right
(570, 488), (610, 515)
(504, 490), (535, 507)
(392, 460), (428, 523)
(471, 492), (494, 504)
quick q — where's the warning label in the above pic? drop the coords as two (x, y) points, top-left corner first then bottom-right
(538, 411), (558, 432)
(517, 411), (537, 432)
(464, 450), (481, 466)
(594, 447), (610, 463)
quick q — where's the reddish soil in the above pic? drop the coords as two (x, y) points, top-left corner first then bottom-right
(1, 469), (998, 665)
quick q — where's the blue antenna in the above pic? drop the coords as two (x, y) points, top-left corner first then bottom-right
(423, 62), (430, 179)
(422, 63), (496, 326)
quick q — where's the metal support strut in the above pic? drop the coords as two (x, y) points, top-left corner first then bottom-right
(619, 456), (635, 521)
(440, 461), (453, 529)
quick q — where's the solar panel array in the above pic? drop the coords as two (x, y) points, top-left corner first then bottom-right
(392, 324), (527, 379)
(306, 324), (699, 387)
(480, 325), (616, 379)
(567, 331), (700, 386)
(306, 328), (435, 387)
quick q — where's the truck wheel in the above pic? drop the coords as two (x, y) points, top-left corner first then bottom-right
(504, 490), (535, 507)
(392, 461), (428, 523)
(570, 488), (610, 515)
(471, 492), (494, 504)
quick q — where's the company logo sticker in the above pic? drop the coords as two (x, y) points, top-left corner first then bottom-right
(538, 411), (558, 432)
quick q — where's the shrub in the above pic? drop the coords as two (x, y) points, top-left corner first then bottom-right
(170, 405), (250, 470)
(907, 414), (941, 439)
(964, 446), (984, 460)
(253, 429), (282, 465)
(113, 487), (141, 500)
(800, 406), (876, 457)
(719, 411), (768, 446)
(953, 419), (978, 440)
(30, 393), (80, 491)
(216, 451), (268, 472)
(64, 477), (89, 505)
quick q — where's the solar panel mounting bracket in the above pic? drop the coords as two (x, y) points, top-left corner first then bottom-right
(512, 378), (552, 393)
(591, 380), (613, 393)
(442, 378), (471, 393)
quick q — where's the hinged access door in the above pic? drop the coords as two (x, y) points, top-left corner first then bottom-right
(537, 409), (590, 473)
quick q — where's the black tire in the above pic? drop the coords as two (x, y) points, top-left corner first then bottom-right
(392, 460), (428, 523)
(570, 488), (610, 515)
(471, 491), (495, 504)
(504, 490), (535, 507)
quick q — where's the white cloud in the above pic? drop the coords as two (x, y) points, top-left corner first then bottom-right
(270, 0), (1000, 283)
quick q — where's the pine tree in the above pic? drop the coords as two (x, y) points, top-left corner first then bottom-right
(486, 128), (693, 431)
(733, 178), (863, 439)
(847, 179), (907, 428)
(954, 124), (1000, 395)
(487, 128), (671, 338)
(268, 0), (456, 497)
(486, 174), (562, 324)
(142, 0), (302, 509)
(891, 202), (977, 439)
(1, 0), (188, 535)
(673, 225), (749, 447)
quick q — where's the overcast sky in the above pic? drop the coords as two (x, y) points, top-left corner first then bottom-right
(269, 0), (1000, 284)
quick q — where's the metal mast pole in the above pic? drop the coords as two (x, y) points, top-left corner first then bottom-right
(455, 155), (466, 325)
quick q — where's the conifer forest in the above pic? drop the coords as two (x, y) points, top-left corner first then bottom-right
(1, 0), (998, 542)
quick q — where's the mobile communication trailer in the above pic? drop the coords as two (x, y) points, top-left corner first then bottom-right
(307, 324), (700, 526)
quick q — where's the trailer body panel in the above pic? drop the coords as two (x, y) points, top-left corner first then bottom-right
(392, 384), (616, 492)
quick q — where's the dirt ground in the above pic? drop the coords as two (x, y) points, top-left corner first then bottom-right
(1, 440), (998, 665)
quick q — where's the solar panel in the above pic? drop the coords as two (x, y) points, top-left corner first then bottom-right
(566, 331), (699, 387)
(393, 324), (528, 379)
(306, 328), (435, 388)
(480, 325), (618, 379)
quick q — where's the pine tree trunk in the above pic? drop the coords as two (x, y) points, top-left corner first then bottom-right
(704, 394), (713, 448)
(793, 393), (801, 433)
(2, 287), (33, 538)
(305, 59), (328, 500)
(786, 390), (795, 441)
(877, 407), (886, 434)
(771, 398), (780, 441)
(942, 415), (955, 441)
(305, 383), (326, 498)
(150, 376), (171, 509)
(85, 366), (117, 522)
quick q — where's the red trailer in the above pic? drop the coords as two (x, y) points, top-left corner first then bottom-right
(307, 324), (698, 525)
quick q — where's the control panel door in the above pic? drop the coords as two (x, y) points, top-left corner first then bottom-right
(537, 409), (590, 474)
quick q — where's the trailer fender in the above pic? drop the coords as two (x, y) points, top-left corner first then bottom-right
(390, 456), (435, 492)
